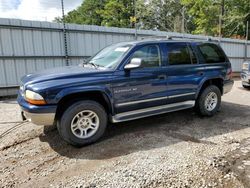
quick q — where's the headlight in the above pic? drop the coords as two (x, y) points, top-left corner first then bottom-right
(25, 90), (46, 105)
(242, 62), (249, 70)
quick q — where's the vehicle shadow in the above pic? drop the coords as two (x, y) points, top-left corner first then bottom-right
(39, 101), (250, 160)
(238, 87), (250, 91)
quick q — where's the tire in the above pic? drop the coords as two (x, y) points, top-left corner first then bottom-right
(196, 85), (221, 116)
(57, 100), (107, 146)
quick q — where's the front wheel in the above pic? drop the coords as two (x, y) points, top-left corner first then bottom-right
(196, 85), (221, 116)
(57, 100), (107, 146)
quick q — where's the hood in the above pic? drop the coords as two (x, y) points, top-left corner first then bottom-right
(21, 65), (109, 86)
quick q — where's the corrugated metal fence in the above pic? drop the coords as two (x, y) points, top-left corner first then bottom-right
(0, 18), (249, 96)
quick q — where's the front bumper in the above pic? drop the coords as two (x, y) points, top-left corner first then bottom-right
(223, 79), (234, 94)
(18, 93), (56, 126)
(241, 72), (250, 86)
(22, 111), (55, 125)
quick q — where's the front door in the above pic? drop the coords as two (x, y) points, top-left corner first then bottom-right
(112, 44), (168, 114)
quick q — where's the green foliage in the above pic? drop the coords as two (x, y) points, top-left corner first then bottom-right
(56, 0), (250, 38)
(182, 0), (220, 35)
(99, 0), (134, 27)
(223, 0), (250, 38)
(137, 0), (182, 31)
(55, 0), (106, 25)
(182, 0), (250, 37)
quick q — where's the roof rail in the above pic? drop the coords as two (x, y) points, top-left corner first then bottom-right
(140, 35), (168, 40)
(140, 34), (220, 43)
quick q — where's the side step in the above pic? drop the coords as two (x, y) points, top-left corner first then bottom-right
(111, 100), (195, 123)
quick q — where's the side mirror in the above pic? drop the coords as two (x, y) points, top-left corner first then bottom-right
(124, 58), (142, 70)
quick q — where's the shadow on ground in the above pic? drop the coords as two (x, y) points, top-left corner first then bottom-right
(39, 101), (250, 160)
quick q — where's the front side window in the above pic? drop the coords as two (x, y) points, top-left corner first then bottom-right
(167, 43), (193, 65)
(130, 45), (161, 68)
(89, 43), (132, 68)
(198, 43), (226, 63)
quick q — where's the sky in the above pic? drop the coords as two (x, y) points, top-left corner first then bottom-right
(0, 0), (82, 21)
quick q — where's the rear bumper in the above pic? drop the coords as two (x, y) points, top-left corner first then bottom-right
(223, 80), (234, 94)
(18, 93), (56, 126)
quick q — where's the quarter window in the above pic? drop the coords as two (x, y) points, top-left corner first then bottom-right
(198, 43), (226, 63)
(130, 45), (161, 68)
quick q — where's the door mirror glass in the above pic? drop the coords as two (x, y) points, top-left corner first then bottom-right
(124, 58), (142, 70)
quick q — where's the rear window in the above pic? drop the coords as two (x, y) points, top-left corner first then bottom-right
(198, 43), (226, 63)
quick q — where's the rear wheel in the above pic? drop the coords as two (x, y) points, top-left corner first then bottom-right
(196, 85), (221, 116)
(57, 100), (107, 146)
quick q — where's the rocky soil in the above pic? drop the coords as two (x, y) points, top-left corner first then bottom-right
(0, 80), (249, 188)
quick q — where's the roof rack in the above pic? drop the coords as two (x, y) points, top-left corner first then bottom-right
(140, 34), (220, 43)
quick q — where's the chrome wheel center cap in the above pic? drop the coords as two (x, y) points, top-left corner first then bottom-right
(79, 118), (91, 128)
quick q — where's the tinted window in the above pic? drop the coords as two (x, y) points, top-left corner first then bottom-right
(167, 44), (193, 65)
(198, 43), (226, 63)
(131, 45), (161, 68)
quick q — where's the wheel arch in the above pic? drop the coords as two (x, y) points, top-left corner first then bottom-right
(196, 77), (224, 99)
(55, 89), (113, 121)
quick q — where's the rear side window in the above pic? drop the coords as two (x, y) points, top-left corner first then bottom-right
(198, 43), (226, 63)
(167, 43), (197, 65)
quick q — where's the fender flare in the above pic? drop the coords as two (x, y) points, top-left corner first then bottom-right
(196, 76), (224, 99)
(55, 86), (114, 114)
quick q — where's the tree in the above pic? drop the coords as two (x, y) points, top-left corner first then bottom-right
(223, 0), (250, 38)
(55, 0), (249, 38)
(181, 0), (250, 37)
(55, 0), (106, 25)
(99, 0), (134, 27)
(136, 0), (193, 32)
(181, 0), (220, 36)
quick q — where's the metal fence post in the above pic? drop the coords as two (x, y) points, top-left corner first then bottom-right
(61, 0), (69, 66)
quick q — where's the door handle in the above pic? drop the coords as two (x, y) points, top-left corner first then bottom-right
(198, 72), (204, 76)
(158, 75), (167, 80)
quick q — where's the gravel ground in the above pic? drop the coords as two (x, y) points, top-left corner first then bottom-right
(0, 80), (250, 188)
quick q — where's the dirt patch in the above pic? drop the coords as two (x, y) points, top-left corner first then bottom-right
(0, 80), (249, 188)
(212, 138), (250, 187)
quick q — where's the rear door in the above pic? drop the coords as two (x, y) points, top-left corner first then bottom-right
(197, 43), (231, 79)
(164, 42), (205, 104)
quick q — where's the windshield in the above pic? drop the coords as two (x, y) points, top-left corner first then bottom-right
(88, 43), (132, 69)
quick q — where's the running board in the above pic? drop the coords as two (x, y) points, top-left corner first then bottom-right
(111, 100), (195, 123)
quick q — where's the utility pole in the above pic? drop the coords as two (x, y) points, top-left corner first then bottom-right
(245, 21), (249, 61)
(181, 7), (185, 33)
(61, 0), (69, 66)
(219, 0), (225, 37)
(134, 0), (138, 40)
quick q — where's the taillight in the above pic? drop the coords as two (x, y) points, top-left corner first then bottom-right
(226, 67), (232, 80)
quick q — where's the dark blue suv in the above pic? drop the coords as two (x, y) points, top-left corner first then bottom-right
(18, 40), (234, 146)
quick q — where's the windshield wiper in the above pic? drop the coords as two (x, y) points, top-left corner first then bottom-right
(82, 61), (105, 69)
(82, 62), (98, 69)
